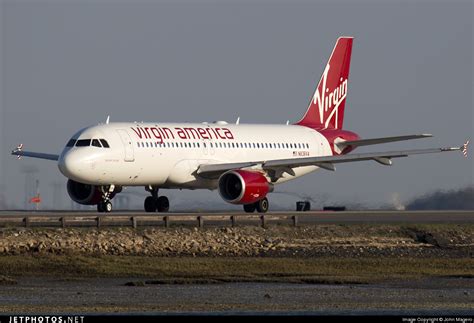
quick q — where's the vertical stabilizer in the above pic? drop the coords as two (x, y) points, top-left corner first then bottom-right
(296, 37), (353, 129)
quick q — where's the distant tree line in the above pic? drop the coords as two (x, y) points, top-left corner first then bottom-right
(406, 186), (474, 210)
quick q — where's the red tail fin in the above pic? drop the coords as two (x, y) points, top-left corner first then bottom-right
(296, 37), (353, 130)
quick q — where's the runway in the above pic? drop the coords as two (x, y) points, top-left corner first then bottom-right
(0, 210), (472, 228)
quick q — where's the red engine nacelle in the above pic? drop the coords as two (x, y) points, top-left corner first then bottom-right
(67, 179), (117, 205)
(218, 170), (271, 204)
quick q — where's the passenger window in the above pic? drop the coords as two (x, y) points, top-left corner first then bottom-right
(76, 139), (91, 147)
(66, 139), (77, 147)
(91, 139), (102, 148)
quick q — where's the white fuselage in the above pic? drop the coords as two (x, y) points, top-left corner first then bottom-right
(58, 122), (333, 189)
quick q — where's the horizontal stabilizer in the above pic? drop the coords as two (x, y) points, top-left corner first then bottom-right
(337, 134), (432, 148)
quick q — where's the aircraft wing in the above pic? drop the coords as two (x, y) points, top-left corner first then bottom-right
(337, 134), (432, 148)
(197, 142), (468, 179)
(11, 145), (59, 161)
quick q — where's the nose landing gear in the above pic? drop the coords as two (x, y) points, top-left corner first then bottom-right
(97, 200), (112, 213)
(144, 186), (170, 212)
(97, 185), (116, 213)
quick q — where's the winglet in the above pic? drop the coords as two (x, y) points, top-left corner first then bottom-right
(106, 115), (110, 124)
(13, 143), (24, 160)
(462, 140), (469, 158)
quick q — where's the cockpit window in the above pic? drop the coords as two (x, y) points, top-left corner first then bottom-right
(66, 139), (77, 147)
(76, 139), (91, 147)
(91, 139), (102, 147)
(99, 139), (110, 148)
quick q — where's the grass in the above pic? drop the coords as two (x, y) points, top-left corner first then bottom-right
(0, 255), (472, 284)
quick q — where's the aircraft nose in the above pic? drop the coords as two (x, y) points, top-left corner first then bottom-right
(58, 150), (80, 179)
(58, 150), (92, 182)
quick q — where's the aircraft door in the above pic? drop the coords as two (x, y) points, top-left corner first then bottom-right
(117, 129), (135, 162)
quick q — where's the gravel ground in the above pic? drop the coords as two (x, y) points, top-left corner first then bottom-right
(1, 224), (472, 314)
(0, 277), (473, 314)
(0, 224), (472, 258)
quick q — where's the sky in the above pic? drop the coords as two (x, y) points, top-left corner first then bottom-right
(0, 0), (472, 211)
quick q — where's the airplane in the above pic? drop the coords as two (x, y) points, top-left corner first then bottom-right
(11, 37), (469, 213)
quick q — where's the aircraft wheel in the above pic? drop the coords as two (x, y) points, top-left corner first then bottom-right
(157, 196), (169, 212)
(98, 201), (112, 213)
(144, 196), (157, 212)
(104, 201), (113, 213)
(255, 197), (269, 213)
(243, 204), (256, 213)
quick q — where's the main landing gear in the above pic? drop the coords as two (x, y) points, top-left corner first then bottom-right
(144, 186), (169, 213)
(243, 197), (269, 213)
(97, 185), (115, 213)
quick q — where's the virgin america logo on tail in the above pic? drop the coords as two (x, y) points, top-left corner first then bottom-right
(312, 63), (348, 129)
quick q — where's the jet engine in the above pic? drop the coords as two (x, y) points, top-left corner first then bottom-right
(66, 179), (117, 205)
(218, 170), (272, 204)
